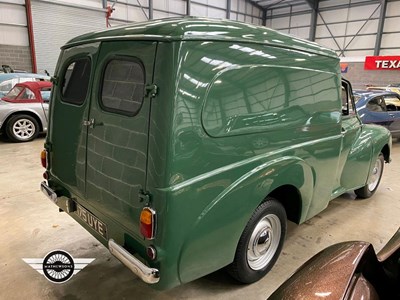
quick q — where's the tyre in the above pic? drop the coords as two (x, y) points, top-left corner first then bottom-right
(355, 153), (384, 199)
(6, 114), (40, 143)
(228, 197), (287, 284)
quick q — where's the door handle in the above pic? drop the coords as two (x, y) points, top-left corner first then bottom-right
(82, 118), (95, 127)
(83, 119), (104, 128)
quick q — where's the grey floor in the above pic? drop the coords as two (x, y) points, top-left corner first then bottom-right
(1, 136), (399, 300)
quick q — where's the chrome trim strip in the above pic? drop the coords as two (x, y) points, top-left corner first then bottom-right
(40, 181), (58, 203)
(108, 239), (160, 284)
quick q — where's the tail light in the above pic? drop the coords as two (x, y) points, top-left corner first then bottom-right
(140, 207), (156, 240)
(41, 149), (48, 168)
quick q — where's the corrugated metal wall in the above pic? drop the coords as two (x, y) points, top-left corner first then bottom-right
(265, 0), (400, 58)
(31, 0), (105, 75)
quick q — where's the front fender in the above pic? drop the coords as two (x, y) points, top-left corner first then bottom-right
(341, 124), (391, 190)
(178, 156), (314, 283)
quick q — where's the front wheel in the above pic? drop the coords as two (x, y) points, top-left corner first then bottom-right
(6, 114), (39, 143)
(355, 153), (384, 199)
(228, 198), (287, 284)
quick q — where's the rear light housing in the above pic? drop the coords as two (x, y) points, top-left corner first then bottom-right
(146, 245), (157, 260)
(140, 207), (156, 240)
(41, 149), (48, 168)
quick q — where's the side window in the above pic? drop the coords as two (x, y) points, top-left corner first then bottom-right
(40, 88), (52, 102)
(100, 59), (145, 116)
(383, 95), (400, 111)
(19, 88), (35, 99)
(341, 80), (355, 115)
(367, 97), (386, 112)
(62, 58), (91, 105)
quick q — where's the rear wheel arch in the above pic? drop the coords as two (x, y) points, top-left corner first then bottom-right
(268, 184), (302, 224)
(3, 111), (44, 132)
(4, 112), (43, 142)
(381, 144), (390, 163)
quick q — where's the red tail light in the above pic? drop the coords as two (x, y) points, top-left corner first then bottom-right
(41, 149), (47, 168)
(140, 207), (156, 240)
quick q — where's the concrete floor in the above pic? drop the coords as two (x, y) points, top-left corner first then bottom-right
(1, 136), (400, 300)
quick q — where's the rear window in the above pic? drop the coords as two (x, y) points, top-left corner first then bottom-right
(61, 58), (91, 105)
(41, 88), (52, 102)
(5, 86), (23, 99)
(100, 59), (145, 116)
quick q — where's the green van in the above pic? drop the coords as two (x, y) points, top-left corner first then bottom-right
(40, 17), (391, 289)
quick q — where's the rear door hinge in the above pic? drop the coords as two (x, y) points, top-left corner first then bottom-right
(145, 84), (158, 98)
(139, 190), (151, 203)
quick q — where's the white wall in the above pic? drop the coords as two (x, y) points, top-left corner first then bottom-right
(109, 0), (262, 25)
(0, 1), (29, 46)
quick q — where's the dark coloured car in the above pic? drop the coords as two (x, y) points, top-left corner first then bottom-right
(269, 227), (400, 299)
(0, 81), (52, 142)
(354, 90), (400, 138)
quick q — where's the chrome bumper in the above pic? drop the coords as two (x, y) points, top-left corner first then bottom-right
(40, 181), (58, 203)
(108, 239), (160, 284)
(40, 181), (160, 284)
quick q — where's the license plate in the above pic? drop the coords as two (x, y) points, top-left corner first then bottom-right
(75, 204), (108, 239)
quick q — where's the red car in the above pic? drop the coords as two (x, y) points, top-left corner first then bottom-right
(0, 81), (52, 142)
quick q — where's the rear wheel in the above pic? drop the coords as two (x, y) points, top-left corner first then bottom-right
(228, 198), (287, 283)
(6, 114), (39, 143)
(355, 153), (384, 199)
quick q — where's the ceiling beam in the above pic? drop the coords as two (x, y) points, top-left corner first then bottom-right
(246, 0), (265, 12)
(305, 0), (318, 9)
(374, 0), (388, 55)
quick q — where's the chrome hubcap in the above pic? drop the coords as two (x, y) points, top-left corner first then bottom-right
(368, 157), (383, 191)
(13, 119), (35, 140)
(247, 214), (281, 270)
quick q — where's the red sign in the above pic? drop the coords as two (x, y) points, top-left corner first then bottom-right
(365, 56), (400, 70)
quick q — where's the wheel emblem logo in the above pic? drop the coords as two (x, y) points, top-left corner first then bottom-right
(42, 250), (75, 283)
(22, 250), (95, 283)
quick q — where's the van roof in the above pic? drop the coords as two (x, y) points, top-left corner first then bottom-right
(63, 17), (337, 58)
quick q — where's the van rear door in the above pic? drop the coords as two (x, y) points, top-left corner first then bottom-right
(49, 43), (99, 198)
(85, 41), (157, 235)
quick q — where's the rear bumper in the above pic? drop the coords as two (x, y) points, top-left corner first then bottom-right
(40, 181), (57, 203)
(40, 181), (160, 284)
(109, 239), (160, 284)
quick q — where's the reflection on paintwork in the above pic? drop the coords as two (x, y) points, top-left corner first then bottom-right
(229, 44), (277, 59)
(315, 292), (331, 297)
(200, 56), (234, 70)
(183, 73), (208, 88)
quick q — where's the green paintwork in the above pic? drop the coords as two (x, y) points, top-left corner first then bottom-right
(44, 17), (391, 290)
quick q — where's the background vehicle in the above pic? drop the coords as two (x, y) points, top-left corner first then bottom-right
(269, 227), (400, 299)
(354, 90), (400, 138)
(0, 72), (50, 98)
(0, 81), (51, 142)
(365, 84), (400, 95)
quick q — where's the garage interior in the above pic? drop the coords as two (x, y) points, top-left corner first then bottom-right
(1, 0), (400, 299)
